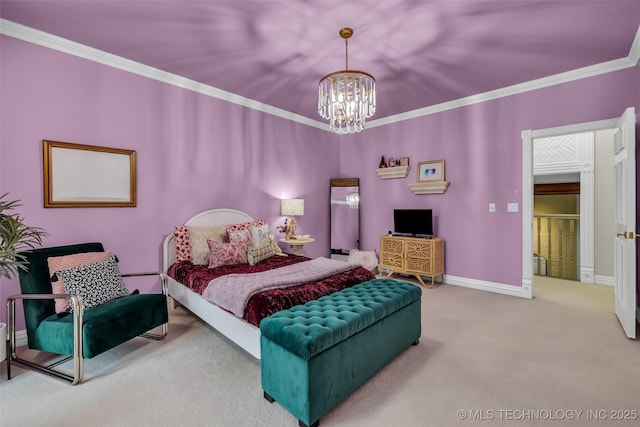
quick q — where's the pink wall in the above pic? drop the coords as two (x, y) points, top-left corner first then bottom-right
(340, 66), (639, 288)
(0, 36), (340, 326)
(1, 35), (639, 328)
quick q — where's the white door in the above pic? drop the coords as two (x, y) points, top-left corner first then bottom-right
(613, 107), (636, 339)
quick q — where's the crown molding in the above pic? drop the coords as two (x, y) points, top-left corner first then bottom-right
(1, 19), (638, 132)
(367, 23), (640, 129)
(629, 24), (640, 66)
(0, 19), (328, 131)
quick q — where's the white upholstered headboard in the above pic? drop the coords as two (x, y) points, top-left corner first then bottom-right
(162, 209), (254, 272)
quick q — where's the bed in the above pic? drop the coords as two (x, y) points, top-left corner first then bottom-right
(162, 208), (374, 359)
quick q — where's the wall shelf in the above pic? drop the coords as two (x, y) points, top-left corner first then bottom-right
(376, 166), (410, 179)
(408, 181), (450, 194)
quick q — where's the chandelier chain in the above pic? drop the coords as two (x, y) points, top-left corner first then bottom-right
(345, 38), (349, 70)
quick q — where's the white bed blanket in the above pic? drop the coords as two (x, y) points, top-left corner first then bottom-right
(201, 257), (359, 317)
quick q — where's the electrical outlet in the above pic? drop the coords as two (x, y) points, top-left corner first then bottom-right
(508, 203), (519, 212)
(489, 203), (496, 212)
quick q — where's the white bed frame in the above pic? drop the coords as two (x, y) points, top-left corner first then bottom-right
(162, 209), (262, 359)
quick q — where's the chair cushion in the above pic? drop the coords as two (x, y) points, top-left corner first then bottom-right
(47, 251), (113, 313)
(33, 293), (168, 358)
(56, 255), (129, 310)
(18, 243), (105, 348)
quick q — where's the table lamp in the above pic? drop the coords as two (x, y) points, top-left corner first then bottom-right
(281, 199), (304, 238)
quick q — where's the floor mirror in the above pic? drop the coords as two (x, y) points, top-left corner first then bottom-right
(330, 178), (360, 260)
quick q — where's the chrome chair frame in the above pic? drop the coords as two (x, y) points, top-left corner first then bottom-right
(5, 272), (168, 385)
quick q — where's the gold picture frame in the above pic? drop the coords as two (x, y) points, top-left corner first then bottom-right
(43, 140), (137, 208)
(417, 160), (445, 182)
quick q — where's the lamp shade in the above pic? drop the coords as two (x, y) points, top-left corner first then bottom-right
(281, 199), (304, 216)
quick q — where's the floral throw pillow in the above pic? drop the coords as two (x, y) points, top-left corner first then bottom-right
(174, 226), (192, 262)
(208, 240), (248, 268)
(189, 226), (228, 265)
(226, 219), (266, 240)
(48, 251), (113, 313)
(56, 255), (129, 310)
(228, 229), (252, 253)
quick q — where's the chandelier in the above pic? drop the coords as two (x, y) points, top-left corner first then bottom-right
(318, 27), (376, 134)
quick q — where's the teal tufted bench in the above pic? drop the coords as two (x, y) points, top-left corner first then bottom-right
(260, 278), (422, 427)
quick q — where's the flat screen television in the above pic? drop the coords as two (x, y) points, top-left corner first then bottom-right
(393, 209), (433, 237)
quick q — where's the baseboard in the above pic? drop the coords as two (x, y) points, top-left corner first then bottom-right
(376, 269), (532, 299)
(443, 275), (532, 299)
(594, 275), (615, 286)
(11, 329), (28, 348)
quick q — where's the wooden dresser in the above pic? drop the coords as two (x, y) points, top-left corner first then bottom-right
(379, 235), (444, 287)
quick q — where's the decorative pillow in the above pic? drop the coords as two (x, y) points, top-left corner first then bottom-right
(228, 229), (252, 253)
(249, 223), (270, 248)
(174, 226), (192, 262)
(207, 240), (248, 268)
(189, 225), (228, 265)
(56, 255), (129, 310)
(48, 251), (113, 313)
(247, 243), (275, 266)
(226, 219), (266, 239)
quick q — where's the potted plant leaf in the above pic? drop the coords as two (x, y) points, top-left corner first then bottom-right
(0, 193), (47, 360)
(0, 193), (47, 278)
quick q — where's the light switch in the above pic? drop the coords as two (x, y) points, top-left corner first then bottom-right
(489, 203), (496, 212)
(508, 203), (519, 212)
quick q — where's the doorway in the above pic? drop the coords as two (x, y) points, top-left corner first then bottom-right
(532, 130), (616, 284)
(522, 108), (637, 338)
(521, 115), (621, 300)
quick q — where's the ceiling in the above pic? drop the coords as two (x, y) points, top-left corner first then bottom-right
(2, 1), (640, 124)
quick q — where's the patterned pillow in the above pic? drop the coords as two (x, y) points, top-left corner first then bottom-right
(174, 226), (192, 262)
(208, 240), (248, 268)
(48, 251), (113, 313)
(228, 229), (252, 253)
(189, 226), (228, 265)
(247, 243), (275, 266)
(56, 255), (129, 310)
(249, 223), (270, 248)
(226, 219), (266, 239)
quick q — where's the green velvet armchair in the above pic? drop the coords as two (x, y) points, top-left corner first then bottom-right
(6, 242), (169, 384)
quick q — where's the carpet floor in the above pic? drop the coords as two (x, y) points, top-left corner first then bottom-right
(1, 276), (639, 427)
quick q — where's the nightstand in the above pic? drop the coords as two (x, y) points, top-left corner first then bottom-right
(279, 237), (315, 255)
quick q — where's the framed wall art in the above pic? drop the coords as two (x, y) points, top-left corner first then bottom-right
(43, 140), (137, 207)
(417, 160), (445, 182)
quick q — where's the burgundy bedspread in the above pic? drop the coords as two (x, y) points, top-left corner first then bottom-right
(168, 256), (375, 326)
